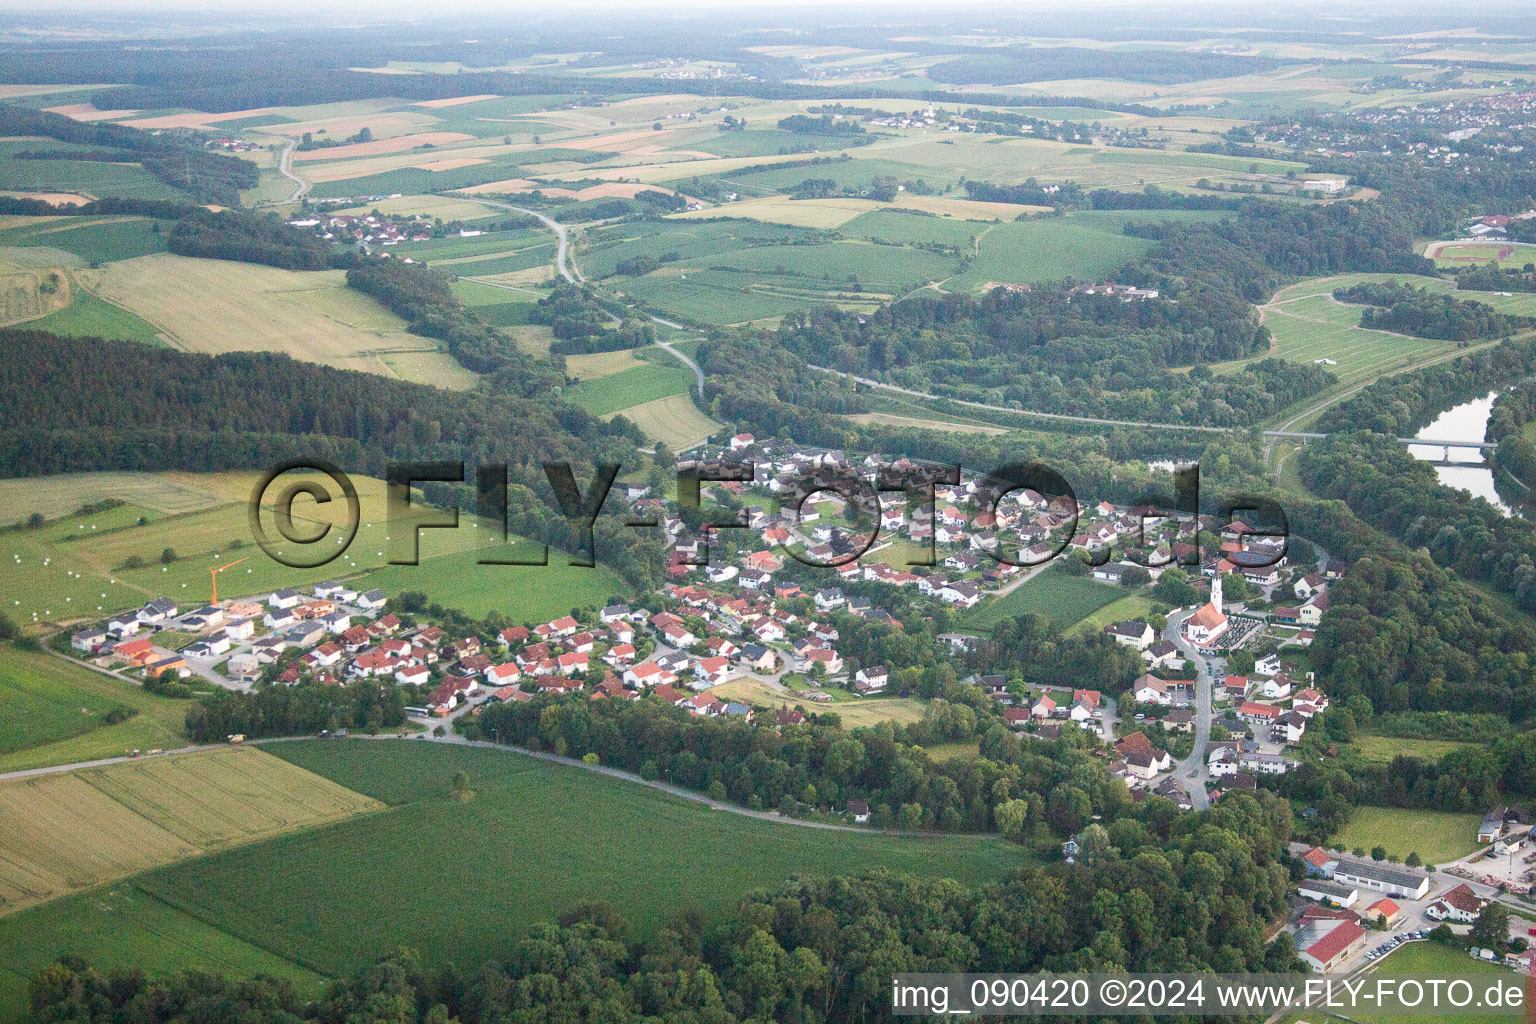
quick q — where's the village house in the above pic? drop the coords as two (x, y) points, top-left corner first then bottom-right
(1425, 883), (1487, 923)
(1103, 620), (1155, 649)
(854, 665), (888, 694)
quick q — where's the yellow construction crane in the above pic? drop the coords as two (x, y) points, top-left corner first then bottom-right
(210, 557), (248, 605)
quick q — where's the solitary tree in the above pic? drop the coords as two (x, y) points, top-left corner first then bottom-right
(1471, 903), (1510, 952)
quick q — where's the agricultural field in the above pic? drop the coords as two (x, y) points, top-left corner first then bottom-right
(0, 215), (169, 264)
(74, 253), (446, 373)
(19, 277), (164, 344)
(0, 258), (70, 324)
(97, 740), (1031, 977)
(0, 745), (380, 918)
(845, 411), (1008, 435)
(1068, 593), (1165, 636)
(604, 393), (721, 451)
(0, 470), (226, 525)
(74, 746), (383, 851)
(0, 158), (188, 201)
(964, 570), (1125, 631)
(0, 646), (189, 773)
(943, 210), (1225, 293)
(1332, 806), (1483, 866)
(567, 359), (695, 415)
(841, 208), (986, 246)
(579, 218), (815, 279)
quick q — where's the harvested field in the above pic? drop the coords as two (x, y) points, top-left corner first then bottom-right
(0, 263), (70, 325)
(0, 772), (195, 916)
(0, 191), (93, 206)
(705, 680), (928, 727)
(75, 747), (382, 852)
(846, 412), (1008, 434)
(414, 94), (501, 108)
(892, 193), (1048, 219)
(602, 393), (721, 451)
(113, 107), (281, 130)
(452, 176), (538, 194)
(74, 253), (441, 371)
(671, 195), (878, 229)
(412, 157), (488, 173)
(0, 470), (228, 524)
(0, 746), (381, 917)
(293, 131), (476, 161)
(564, 348), (645, 379)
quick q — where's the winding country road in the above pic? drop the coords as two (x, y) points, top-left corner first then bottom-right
(455, 196), (578, 284)
(657, 339), (705, 397)
(274, 137), (309, 204)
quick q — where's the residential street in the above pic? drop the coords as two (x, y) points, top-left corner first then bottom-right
(1166, 608), (1218, 810)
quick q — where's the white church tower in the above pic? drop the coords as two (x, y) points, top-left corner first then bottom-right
(1211, 575), (1223, 616)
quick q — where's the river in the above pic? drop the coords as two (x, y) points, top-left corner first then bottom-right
(1407, 391), (1513, 515)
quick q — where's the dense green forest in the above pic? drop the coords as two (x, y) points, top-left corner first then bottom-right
(1455, 263), (1536, 293)
(186, 680), (407, 740)
(168, 209), (354, 271)
(1488, 383), (1536, 494)
(927, 46), (1286, 86)
(767, 289), (1331, 426)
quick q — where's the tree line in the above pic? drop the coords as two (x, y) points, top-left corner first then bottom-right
(467, 686), (1127, 835)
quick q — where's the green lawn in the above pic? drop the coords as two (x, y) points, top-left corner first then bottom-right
(1350, 734), (1479, 765)
(0, 646), (190, 774)
(964, 570), (1125, 631)
(1333, 806), (1483, 866)
(23, 281), (165, 345)
(114, 740), (1031, 976)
